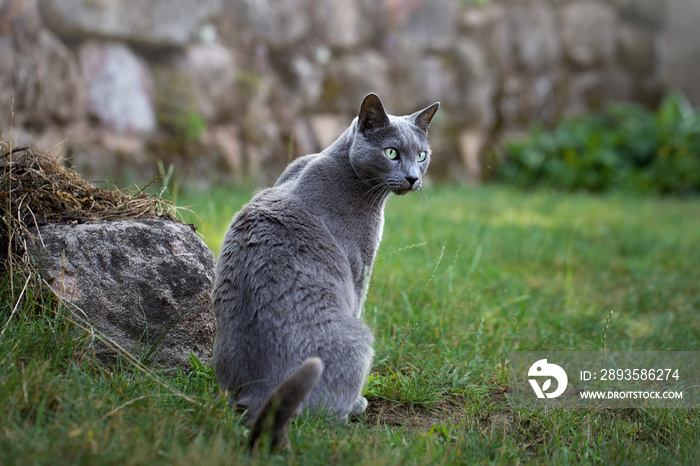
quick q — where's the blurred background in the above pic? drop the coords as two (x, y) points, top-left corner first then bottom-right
(1, 0), (698, 190)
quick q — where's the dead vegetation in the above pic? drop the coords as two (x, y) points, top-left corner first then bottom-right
(1, 143), (179, 263)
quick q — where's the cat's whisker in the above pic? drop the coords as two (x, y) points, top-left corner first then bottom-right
(369, 192), (385, 212)
(360, 181), (390, 205)
(418, 187), (432, 211)
(370, 186), (390, 211)
(353, 177), (385, 196)
(353, 176), (385, 187)
(370, 183), (392, 210)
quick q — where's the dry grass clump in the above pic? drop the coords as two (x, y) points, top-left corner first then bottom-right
(1, 143), (179, 262)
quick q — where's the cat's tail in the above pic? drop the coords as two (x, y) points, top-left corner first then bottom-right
(247, 357), (323, 451)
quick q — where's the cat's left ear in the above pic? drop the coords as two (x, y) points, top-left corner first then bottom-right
(411, 102), (440, 132)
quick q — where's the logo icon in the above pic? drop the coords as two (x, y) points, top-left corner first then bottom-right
(528, 359), (568, 399)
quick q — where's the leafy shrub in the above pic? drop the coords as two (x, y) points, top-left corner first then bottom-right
(500, 92), (700, 195)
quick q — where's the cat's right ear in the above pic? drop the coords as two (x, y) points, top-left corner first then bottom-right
(358, 93), (390, 133)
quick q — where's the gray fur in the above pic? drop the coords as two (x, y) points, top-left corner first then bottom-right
(212, 94), (440, 426)
(248, 357), (323, 450)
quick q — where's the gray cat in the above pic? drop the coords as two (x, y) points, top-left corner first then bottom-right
(211, 93), (439, 449)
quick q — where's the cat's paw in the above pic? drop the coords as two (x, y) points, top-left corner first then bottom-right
(350, 397), (368, 416)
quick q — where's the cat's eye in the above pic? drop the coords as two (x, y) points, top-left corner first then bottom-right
(384, 148), (399, 160)
(417, 151), (428, 162)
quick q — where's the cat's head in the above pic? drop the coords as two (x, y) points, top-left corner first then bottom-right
(350, 93), (439, 196)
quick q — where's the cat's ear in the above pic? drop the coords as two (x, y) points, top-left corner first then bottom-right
(411, 102), (440, 132)
(358, 93), (390, 133)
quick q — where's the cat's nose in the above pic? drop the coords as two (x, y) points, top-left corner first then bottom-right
(406, 175), (419, 186)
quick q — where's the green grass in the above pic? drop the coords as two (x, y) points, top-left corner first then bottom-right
(2, 184), (700, 464)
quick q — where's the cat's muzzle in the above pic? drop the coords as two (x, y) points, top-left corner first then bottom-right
(393, 180), (422, 195)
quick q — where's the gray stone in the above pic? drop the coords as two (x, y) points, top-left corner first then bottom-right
(225, 0), (313, 49)
(406, 41), (494, 128)
(617, 21), (655, 74)
(26, 219), (216, 371)
(499, 72), (561, 128)
(201, 124), (244, 174)
(660, 0), (700, 106)
(175, 43), (238, 123)
(239, 103), (284, 181)
(60, 123), (153, 184)
(620, 0), (664, 28)
(4, 125), (70, 157)
(458, 129), (487, 183)
(0, 29), (86, 129)
(315, 0), (377, 49)
(385, 0), (457, 51)
(268, 49), (327, 111)
(411, 54), (459, 113)
(320, 50), (391, 114)
(605, 0), (633, 9)
(0, 0), (43, 39)
(452, 39), (497, 128)
(460, 4), (511, 72)
(558, 1), (617, 68)
(308, 114), (349, 151)
(78, 41), (156, 133)
(600, 65), (637, 104)
(566, 70), (604, 115)
(291, 53), (326, 108)
(38, 0), (223, 48)
(505, 0), (561, 73)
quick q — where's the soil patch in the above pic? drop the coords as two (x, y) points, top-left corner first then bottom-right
(364, 396), (466, 432)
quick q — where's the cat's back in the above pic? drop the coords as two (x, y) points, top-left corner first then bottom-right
(213, 183), (354, 314)
(217, 152), (339, 263)
(218, 184), (330, 260)
(212, 181), (360, 401)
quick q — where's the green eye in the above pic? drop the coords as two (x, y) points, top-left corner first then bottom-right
(384, 148), (398, 160)
(417, 151), (428, 162)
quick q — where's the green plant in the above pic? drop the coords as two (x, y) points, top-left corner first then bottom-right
(152, 67), (207, 151)
(501, 91), (700, 195)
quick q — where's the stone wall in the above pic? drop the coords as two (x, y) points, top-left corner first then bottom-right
(0, 0), (687, 184)
(661, 0), (700, 107)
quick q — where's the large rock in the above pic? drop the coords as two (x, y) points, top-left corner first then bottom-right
(385, 0), (457, 51)
(499, 72), (562, 129)
(0, 28), (86, 129)
(660, 0), (700, 106)
(175, 43), (238, 123)
(409, 54), (458, 114)
(308, 114), (349, 151)
(38, 0), (223, 48)
(460, 3), (510, 72)
(451, 38), (496, 128)
(264, 47), (329, 111)
(565, 70), (604, 115)
(78, 41), (156, 133)
(405, 40), (494, 128)
(617, 21), (655, 74)
(26, 219), (216, 371)
(319, 50), (391, 114)
(621, 0), (664, 28)
(505, 0), (561, 74)
(224, 0), (313, 49)
(558, 1), (617, 68)
(315, 0), (378, 49)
